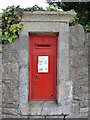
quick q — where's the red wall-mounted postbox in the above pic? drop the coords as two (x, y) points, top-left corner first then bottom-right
(30, 36), (57, 101)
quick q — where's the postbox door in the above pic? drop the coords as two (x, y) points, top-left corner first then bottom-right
(30, 36), (57, 101)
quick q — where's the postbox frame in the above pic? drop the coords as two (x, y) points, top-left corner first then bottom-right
(30, 35), (57, 101)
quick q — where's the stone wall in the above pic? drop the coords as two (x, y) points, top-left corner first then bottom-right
(0, 13), (2, 120)
(0, 12), (89, 119)
(69, 24), (88, 118)
(88, 32), (90, 119)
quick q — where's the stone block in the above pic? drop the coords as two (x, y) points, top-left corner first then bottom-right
(88, 55), (90, 65)
(2, 39), (19, 52)
(88, 33), (90, 47)
(19, 67), (29, 115)
(2, 108), (18, 116)
(81, 58), (88, 67)
(73, 78), (88, 101)
(80, 100), (88, 108)
(2, 51), (18, 63)
(19, 50), (29, 66)
(70, 24), (85, 40)
(0, 59), (2, 68)
(3, 63), (18, 80)
(80, 107), (88, 113)
(77, 67), (88, 76)
(78, 49), (87, 56)
(73, 83), (88, 94)
(41, 102), (62, 115)
(0, 84), (2, 96)
(29, 101), (64, 116)
(70, 68), (76, 79)
(73, 92), (88, 101)
(57, 81), (72, 105)
(70, 50), (77, 58)
(0, 67), (2, 81)
(3, 102), (19, 109)
(72, 101), (80, 114)
(57, 31), (70, 81)
(29, 116), (45, 120)
(19, 67), (29, 86)
(0, 108), (2, 120)
(29, 101), (43, 115)
(19, 32), (29, 50)
(22, 11), (75, 23)
(70, 58), (80, 68)
(0, 85), (2, 106)
(2, 115), (28, 118)
(71, 35), (85, 48)
(2, 80), (19, 103)
(88, 46), (90, 53)
(22, 22), (68, 32)
(70, 24), (85, 48)
(74, 77), (88, 86)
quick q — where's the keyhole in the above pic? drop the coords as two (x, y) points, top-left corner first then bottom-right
(51, 94), (53, 97)
(36, 75), (37, 79)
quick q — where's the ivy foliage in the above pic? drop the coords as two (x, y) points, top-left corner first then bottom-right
(1, 6), (23, 44)
(23, 5), (44, 11)
(46, 5), (58, 11)
(23, 4), (58, 12)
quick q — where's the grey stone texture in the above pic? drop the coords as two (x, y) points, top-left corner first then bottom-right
(0, 12), (89, 119)
(0, 18), (2, 119)
(69, 24), (89, 118)
(88, 33), (90, 119)
(2, 40), (19, 118)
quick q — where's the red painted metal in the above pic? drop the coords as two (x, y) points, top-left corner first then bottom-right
(30, 36), (57, 101)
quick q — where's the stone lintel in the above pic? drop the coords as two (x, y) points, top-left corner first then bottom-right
(22, 11), (76, 23)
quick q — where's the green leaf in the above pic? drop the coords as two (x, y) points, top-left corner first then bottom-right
(17, 23), (23, 29)
(8, 12), (12, 15)
(12, 34), (18, 39)
(1, 5), (23, 43)
(8, 37), (13, 43)
(17, 30), (20, 35)
(5, 31), (8, 35)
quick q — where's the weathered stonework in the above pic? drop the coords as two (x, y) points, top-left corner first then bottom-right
(0, 12), (89, 119)
(18, 11), (75, 116)
(2, 40), (19, 119)
(69, 24), (88, 118)
(88, 33), (90, 119)
(0, 45), (2, 119)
